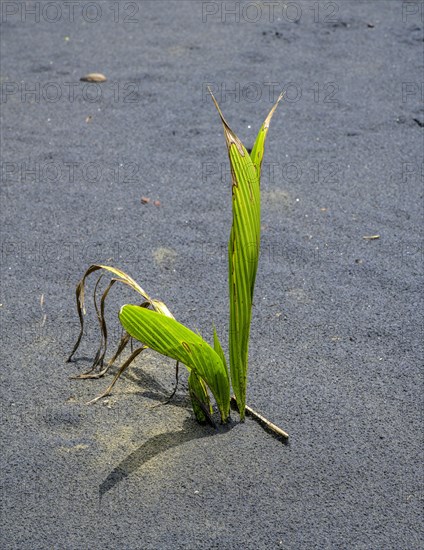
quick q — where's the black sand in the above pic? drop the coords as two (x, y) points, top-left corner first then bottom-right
(1, 1), (423, 548)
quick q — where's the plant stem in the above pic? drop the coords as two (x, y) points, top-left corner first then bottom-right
(230, 396), (289, 441)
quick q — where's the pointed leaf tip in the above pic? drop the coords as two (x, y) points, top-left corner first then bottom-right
(209, 89), (245, 156)
(264, 91), (284, 129)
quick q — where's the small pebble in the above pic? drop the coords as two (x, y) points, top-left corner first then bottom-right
(80, 73), (107, 83)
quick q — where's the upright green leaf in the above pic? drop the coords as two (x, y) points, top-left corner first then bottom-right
(119, 304), (230, 422)
(209, 90), (282, 420)
(188, 371), (213, 424)
(212, 326), (228, 376)
(250, 92), (284, 181)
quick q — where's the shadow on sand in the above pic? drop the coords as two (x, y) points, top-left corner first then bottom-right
(99, 417), (235, 499)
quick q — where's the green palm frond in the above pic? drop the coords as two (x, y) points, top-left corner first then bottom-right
(119, 305), (230, 422)
(210, 90), (283, 419)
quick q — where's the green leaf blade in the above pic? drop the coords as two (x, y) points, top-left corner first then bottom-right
(119, 305), (230, 422)
(228, 142), (260, 420)
(250, 92), (284, 182)
(210, 90), (282, 420)
(213, 326), (229, 376)
(188, 371), (213, 424)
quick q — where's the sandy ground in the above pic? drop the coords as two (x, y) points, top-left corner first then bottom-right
(0, 1), (423, 548)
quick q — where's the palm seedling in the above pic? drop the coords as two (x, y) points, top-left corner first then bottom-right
(68, 90), (288, 439)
